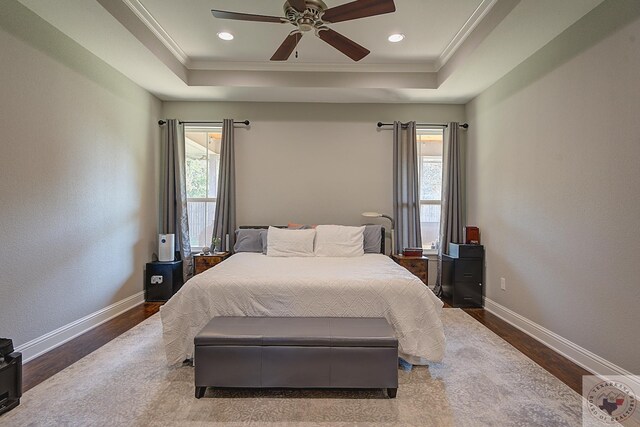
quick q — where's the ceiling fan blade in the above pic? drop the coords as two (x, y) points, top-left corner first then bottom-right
(271, 32), (303, 61)
(211, 9), (287, 23)
(288, 0), (308, 13)
(317, 28), (370, 61)
(322, 0), (396, 23)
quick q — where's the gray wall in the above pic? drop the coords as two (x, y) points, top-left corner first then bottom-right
(163, 102), (465, 229)
(0, 2), (160, 346)
(465, 0), (640, 373)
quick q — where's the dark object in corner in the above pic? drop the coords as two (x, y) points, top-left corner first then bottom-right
(0, 339), (22, 416)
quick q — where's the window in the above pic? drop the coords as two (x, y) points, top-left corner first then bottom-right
(185, 127), (221, 250)
(417, 128), (444, 250)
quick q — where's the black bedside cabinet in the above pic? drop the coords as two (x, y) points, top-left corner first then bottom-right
(0, 351), (22, 416)
(144, 260), (184, 302)
(442, 244), (484, 308)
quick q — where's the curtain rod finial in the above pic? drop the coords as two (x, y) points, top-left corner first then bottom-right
(377, 122), (383, 128)
(158, 120), (166, 126)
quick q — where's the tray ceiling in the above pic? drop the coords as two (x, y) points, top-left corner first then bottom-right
(138, 0), (484, 65)
(17, 0), (605, 102)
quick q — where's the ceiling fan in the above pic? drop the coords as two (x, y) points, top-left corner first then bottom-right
(211, 0), (396, 62)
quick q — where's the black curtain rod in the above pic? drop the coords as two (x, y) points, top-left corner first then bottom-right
(377, 122), (469, 129)
(157, 120), (250, 126)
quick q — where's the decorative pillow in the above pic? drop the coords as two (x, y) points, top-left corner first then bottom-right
(233, 229), (264, 253)
(363, 224), (383, 254)
(266, 226), (316, 257)
(314, 225), (365, 257)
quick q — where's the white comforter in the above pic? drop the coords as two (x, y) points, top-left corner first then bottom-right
(160, 253), (445, 365)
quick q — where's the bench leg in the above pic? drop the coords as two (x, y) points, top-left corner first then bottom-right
(195, 386), (206, 399)
(387, 388), (397, 398)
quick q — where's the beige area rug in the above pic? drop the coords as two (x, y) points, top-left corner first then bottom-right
(2, 309), (591, 426)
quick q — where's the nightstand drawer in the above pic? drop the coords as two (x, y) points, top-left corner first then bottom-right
(453, 281), (483, 307)
(453, 259), (483, 283)
(403, 259), (426, 279)
(391, 255), (428, 285)
(194, 253), (230, 275)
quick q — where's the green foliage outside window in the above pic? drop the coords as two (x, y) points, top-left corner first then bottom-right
(186, 158), (207, 198)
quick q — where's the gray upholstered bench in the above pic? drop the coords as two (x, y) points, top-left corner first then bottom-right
(194, 317), (399, 398)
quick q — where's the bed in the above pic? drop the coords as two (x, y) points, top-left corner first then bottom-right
(160, 251), (445, 366)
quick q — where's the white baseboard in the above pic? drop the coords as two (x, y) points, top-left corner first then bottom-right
(483, 297), (639, 390)
(15, 292), (145, 363)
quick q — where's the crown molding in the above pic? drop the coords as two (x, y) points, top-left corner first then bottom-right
(121, 0), (190, 66)
(188, 69), (438, 89)
(188, 60), (438, 73)
(436, 0), (498, 70)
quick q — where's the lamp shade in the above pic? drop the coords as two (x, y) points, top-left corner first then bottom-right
(362, 212), (382, 218)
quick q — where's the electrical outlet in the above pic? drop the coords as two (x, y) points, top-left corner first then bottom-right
(151, 275), (163, 285)
(500, 277), (506, 291)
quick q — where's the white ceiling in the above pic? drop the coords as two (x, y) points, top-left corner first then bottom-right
(140, 0), (483, 65)
(18, 0), (605, 103)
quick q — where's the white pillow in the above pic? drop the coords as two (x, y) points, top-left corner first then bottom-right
(314, 225), (365, 257)
(266, 226), (316, 257)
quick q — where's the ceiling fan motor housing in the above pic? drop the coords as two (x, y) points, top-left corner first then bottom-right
(284, 0), (327, 32)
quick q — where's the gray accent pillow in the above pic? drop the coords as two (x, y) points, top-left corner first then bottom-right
(363, 224), (383, 254)
(234, 229), (264, 253)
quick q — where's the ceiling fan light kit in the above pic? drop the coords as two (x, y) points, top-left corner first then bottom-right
(211, 0), (396, 62)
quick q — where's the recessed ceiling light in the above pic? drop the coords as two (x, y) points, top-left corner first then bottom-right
(217, 32), (234, 41)
(388, 34), (405, 43)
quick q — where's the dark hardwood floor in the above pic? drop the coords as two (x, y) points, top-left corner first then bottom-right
(21, 301), (590, 395)
(22, 302), (162, 392)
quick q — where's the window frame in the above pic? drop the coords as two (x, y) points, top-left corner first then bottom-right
(184, 126), (221, 252)
(416, 128), (444, 251)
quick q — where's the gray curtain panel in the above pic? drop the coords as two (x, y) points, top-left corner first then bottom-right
(434, 122), (464, 296)
(160, 119), (193, 281)
(212, 119), (236, 252)
(393, 121), (422, 253)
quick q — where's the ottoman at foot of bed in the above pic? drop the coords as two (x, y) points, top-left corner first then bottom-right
(193, 317), (399, 399)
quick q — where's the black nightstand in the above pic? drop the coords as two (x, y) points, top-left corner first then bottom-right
(144, 260), (184, 302)
(441, 244), (484, 308)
